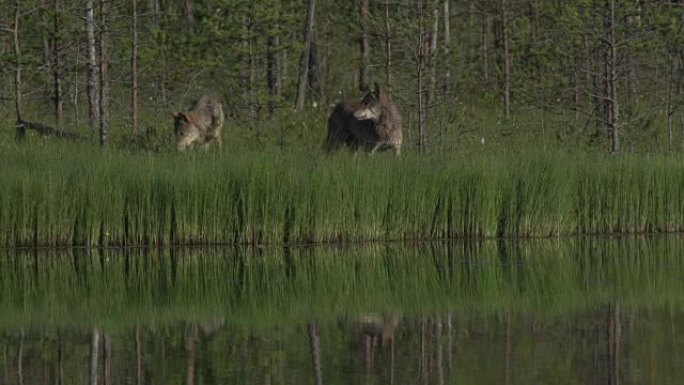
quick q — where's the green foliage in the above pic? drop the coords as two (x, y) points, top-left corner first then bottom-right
(0, 0), (682, 152)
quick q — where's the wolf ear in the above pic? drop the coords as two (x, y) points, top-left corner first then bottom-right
(374, 82), (381, 95)
(171, 112), (190, 122)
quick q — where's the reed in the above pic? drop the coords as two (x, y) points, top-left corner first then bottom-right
(2, 141), (684, 246)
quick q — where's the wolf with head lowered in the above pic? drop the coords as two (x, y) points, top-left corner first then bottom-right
(325, 83), (403, 155)
(171, 96), (225, 151)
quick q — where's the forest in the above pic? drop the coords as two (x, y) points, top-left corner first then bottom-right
(0, 0), (682, 154)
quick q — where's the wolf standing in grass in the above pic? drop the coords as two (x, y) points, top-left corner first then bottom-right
(325, 83), (403, 155)
(171, 96), (225, 151)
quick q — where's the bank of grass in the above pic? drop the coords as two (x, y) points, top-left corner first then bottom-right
(1, 237), (683, 331)
(1, 139), (684, 246)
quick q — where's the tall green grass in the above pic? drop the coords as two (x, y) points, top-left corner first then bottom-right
(1, 141), (684, 246)
(1, 237), (683, 331)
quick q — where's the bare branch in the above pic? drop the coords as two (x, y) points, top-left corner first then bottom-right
(658, 1), (684, 7)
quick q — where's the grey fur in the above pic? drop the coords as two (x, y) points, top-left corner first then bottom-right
(171, 95), (224, 151)
(325, 83), (402, 155)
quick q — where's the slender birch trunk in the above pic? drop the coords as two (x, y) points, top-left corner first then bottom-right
(417, 0), (428, 154)
(53, 0), (63, 127)
(102, 335), (111, 385)
(606, 0), (620, 154)
(267, 4), (281, 117)
(90, 329), (100, 385)
(131, 0), (139, 134)
(17, 329), (24, 385)
(86, 0), (99, 130)
(99, 0), (110, 147)
(482, 13), (490, 89)
(443, 0), (450, 95)
(308, 323), (323, 385)
(500, 0), (511, 118)
(184, 0), (194, 25)
(135, 326), (143, 385)
(427, 5), (438, 106)
(359, 0), (370, 91)
(384, 0), (392, 92)
(185, 325), (197, 385)
(295, 0), (316, 111)
(11, 1), (24, 140)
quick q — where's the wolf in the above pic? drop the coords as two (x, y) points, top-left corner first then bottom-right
(171, 96), (224, 151)
(325, 83), (403, 155)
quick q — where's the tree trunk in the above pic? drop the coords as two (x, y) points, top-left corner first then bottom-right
(500, 0), (511, 117)
(53, 0), (63, 127)
(445, 314), (453, 385)
(17, 329), (24, 385)
(148, 0), (159, 27)
(443, 0), (450, 95)
(102, 335), (111, 385)
(267, 9), (280, 118)
(295, 0), (316, 111)
(607, 303), (621, 385)
(667, 59), (673, 151)
(249, 32), (257, 123)
(606, 0), (620, 154)
(482, 13), (491, 89)
(419, 320), (428, 385)
(11, 1), (24, 140)
(428, 5), (438, 106)
(42, 0), (51, 89)
(308, 34), (321, 100)
(58, 338), (64, 385)
(0, 35), (6, 97)
(148, 0), (159, 15)
(90, 329), (100, 385)
(131, 0), (139, 134)
(589, 32), (603, 135)
(417, 0), (428, 154)
(505, 310), (511, 385)
(308, 323), (323, 385)
(573, 44), (581, 120)
(529, 0), (539, 41)
(135, 326), (143, 385)
(242, 10), (258, 124)
(359, 0), (370, 91)
(99, 0), (110, 148)
(384, 0), (392, 92)
(183, 0), (194, 25)
(12, 0), (26, 132)
(680, 47), (684, 96)
(436, 320), (444, 385)
(86, 0), (99, 131)
(185, 325), (197, 385)
(363, 333), (372, 370)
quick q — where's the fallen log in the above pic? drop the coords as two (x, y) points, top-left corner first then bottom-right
(16, 119), (86, 142)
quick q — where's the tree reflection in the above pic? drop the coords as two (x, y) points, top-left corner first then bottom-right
(0, 310), (677, 385)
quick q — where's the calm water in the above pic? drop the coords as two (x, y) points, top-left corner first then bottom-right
(1, 237), (684, 384)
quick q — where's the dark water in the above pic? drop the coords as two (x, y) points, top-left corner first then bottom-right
(1, 238), (684, 385)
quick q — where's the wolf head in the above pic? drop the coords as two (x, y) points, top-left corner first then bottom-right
(353, 82), (384, 122)
(171, 112), (201, 151)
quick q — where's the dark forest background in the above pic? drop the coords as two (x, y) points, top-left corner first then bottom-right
(1, 0), (683, 154)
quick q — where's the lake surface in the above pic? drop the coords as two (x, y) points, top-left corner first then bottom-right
(1, 237), (684, 384)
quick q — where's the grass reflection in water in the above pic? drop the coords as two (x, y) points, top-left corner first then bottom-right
(1, 237), (684, 384)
